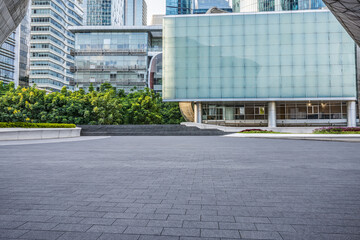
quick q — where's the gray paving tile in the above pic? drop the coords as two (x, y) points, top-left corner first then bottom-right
(51, 223), (92, 232)
(0, 229), (28, 238)
(162, 227), (200, 237)
(147, 220), (183, 228)
(201, 229), (240, 238)
(80, 218), (115, 225)
(124, 226), (163, 235)
(240, 231), (283, 240)
(219, 222), (256, 230)
(98, 233), (140, 240)
(183, 221), (218, 229)
(0, 221), (25, 229)
(113, 219), (149, 227)
(57, 232), (102, 240)
(19, 230), (64, 240)
(18, 222), (58, 231)
(1, 136), (360, 239)
(87, 225), (127, 234)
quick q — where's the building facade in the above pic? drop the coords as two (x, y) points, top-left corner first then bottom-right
(0, 0), (30, 45)
(29, 0), (83, 92)
(82, 0), (125, 26)
(69, 26), (162, 93)
(0, 31), (19, 87)
(232, 0), (325, 13)
(166, 0), (193, 15)
(124, 0), (147, 26)
(18, 6), (31, 87)
(194, 0), (232, 14)
(82, 0), (147, 26)
(163, 11), (358, 127)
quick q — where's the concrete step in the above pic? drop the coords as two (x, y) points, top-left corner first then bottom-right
(78, 125), (226, 136)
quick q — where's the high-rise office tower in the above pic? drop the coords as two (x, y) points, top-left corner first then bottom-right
(29, 0), (83, 92)
(82, 0), (125, 26)
(82, 0), (147, 26)
(124, 0), (147, 25)
(18, 6), (31, 87)
(0, 30), (20, 87)
(194, 0), (232, 13)
(232, 0), (325, 12)
(166, 0), (192, 15)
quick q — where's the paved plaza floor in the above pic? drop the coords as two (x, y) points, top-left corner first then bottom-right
(0, 136), (359, 240)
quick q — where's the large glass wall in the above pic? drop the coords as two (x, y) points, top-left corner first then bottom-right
(75, 32), (148, 51)
(202, 101), (349, 126)
(163, 11), (357, 101)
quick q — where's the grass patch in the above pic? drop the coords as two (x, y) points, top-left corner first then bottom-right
(0, 122), (76, 128)
(313, 127), (360, 134)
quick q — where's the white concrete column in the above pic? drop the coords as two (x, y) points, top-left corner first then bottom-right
(347, 100), (357, 127)
(268, 101), (277, 128)
(194, 102), (202, 123)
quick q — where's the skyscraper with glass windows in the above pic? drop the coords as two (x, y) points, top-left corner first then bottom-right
(124, 0), (147, 25)
(194, 0), (232, 14)
(29, 0), (83, 92)
(232, 0), (325, 12)
(166, 0), (193, 15)
(0, 31), (19, 87)
(82, 0), (147, 26)
(82, 0), (125, 26)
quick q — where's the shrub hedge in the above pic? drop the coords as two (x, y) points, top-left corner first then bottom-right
(0, 122), (76, 128)
(239, 129), (274, 133)
(313, 127), (360, 134)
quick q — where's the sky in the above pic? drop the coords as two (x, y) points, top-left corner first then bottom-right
(147, 0), (166, 24)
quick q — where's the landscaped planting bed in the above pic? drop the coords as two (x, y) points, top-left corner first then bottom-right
(0, 122), (76, 128)
(313, 127), (360, 134)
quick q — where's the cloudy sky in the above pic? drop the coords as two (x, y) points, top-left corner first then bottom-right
(147, 0), (166, 24)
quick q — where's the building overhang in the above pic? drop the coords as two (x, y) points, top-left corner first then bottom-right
(163, 97), (357, 102)
(68, 25), (162, 37)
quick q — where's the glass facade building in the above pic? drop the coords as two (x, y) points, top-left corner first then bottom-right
(194, 0), (232, 14)
(163, 11), (358, 126)
(82, 0), (147, 26)
(232, 0), (325, 13)
(29, 0), (83, 92)
(0, 31), (18, 85)
(166, 0), (193, 15)
(70, 26), (162, 93)
(124, 0), (147, 26)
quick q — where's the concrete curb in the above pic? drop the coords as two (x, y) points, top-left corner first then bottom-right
(0, 128), (81, 141)
(224, 133), (360, 142)
(181, 122), (320, 133)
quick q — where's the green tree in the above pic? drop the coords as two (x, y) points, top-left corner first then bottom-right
(88, 83), (94, 92)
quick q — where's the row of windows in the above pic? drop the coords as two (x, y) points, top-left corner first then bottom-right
(0, 55), (14, 65)
(31, 52), (65, 64)
(31, 43), (64, 56)
(0, 68), (14, 79)
(1, 42), (15, 52)
(31, 61), (65, 71)
(31, 70), (65, 80)
(31, 35), (65, 48)
(32, 78), (66, 87)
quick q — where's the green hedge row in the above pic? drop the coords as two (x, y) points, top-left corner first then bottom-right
(0, 122), (76, 128)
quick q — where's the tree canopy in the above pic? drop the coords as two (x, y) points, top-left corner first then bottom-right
(0, 81), (184, 125)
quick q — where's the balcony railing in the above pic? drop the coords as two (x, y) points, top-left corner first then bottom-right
(73, 48), (147, 56)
